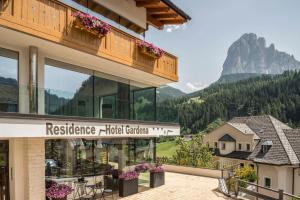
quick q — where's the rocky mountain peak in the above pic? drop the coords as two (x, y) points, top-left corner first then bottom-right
(221, 33), (300, 75)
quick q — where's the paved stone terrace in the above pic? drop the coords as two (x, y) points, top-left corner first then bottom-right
(121, 172), (231, 200)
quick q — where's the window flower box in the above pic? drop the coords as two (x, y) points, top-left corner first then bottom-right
(136, 40), (164, 59)
(150, 165), (165, 188)
(72, 11), (111, 38)
(119, 171), (139, 197)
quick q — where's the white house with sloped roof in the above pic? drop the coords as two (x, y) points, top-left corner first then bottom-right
(204, 115), (300, 197)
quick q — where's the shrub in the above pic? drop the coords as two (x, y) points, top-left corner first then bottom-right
(172, 135), (214, 168)
(235, 165), (258, 183)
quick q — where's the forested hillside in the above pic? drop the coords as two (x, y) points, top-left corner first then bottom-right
(157, 71), (300, 134)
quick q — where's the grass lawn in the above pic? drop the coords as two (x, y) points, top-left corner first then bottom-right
(156, 140), (178, 158)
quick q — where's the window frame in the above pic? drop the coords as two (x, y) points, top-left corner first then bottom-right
(0, 47), (19, 112)
(238, 143), (242, 150)
(247, 144), (251, 151)
(221, 143), (226, 150)
(214, 142), (218, 149)
(264, 177), (271, 188)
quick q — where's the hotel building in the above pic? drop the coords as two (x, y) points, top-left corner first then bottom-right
(0, 0), (190, 199)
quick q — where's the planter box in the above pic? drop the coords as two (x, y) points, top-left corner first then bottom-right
(139, 46), (160, 59)
(73, 20), (104, 38)
(119, 178), (138, 197)
(150, 172), (165, 188)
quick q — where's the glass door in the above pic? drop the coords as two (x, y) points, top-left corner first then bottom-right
(0, 141), (9, 200)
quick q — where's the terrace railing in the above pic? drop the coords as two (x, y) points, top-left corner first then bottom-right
(236, 179), (300, 200)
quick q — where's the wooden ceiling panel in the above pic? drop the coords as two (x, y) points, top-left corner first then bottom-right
(135, 0), (190, 30)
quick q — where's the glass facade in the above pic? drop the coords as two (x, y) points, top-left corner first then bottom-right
(0, 53), (178, 123)
(0, 48), (18, 112)
(45, 138), (155, 178)
(44, 59), (158, 121)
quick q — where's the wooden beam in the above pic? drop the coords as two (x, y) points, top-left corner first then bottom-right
(160, 19), (186, 25)
(147, 14), (164, 29)
(152, 13), (178, 20)
(136, 0), (161, 7)
(147, 7), (170, 14)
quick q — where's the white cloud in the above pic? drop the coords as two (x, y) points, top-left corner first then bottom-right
(185, 82), (209, 93)
(165, 24), (187, 33)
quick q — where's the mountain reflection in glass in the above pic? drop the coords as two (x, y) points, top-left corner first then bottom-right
(44, 59), (156, 121)
(45, 61), (93, 117)
(0, 48), (18, 112)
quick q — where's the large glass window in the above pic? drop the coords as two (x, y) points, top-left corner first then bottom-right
(93, 73), (130, 120)
(45, 138), (155, 178)
(45, 59), (93, 117)
(131, 87), (156, 121)
(127, 139), (155, 165)
(44, 59), (159, 122)
(45, 139), (110, 178)
(0, 48), (18, 112)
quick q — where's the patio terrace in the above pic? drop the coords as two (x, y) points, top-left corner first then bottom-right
(81, 172), (231, 200)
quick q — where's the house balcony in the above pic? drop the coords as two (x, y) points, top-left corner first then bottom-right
(0, 0), (178, 82)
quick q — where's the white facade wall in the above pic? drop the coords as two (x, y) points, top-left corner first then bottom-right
(294, 168), (300, 195)
(24, 138), (45, 200)
(203, 124), (255, 154)
(9, 138), (45, 200)
(257, 164), (295, 197)
(219, 141), (235, 155)
(94, 0), (147, 29)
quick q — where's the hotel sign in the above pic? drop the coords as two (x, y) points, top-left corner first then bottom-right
(0, 118), (180, 138)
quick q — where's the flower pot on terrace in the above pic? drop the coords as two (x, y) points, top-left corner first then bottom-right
(73, 20), (104, 38)
(150, 172), (165, 188)
(119, 178), (138, 197)
(139, 46), (160, 59)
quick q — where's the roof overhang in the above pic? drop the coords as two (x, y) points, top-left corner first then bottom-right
(136, 0), (191, 30)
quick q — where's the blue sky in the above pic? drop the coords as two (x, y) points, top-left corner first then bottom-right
(145, 0), (300, 93)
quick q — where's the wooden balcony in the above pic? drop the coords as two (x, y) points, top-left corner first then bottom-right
(0, 0), (178, 81)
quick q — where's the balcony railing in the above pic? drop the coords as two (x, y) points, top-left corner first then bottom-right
(0, 0), (178, 81)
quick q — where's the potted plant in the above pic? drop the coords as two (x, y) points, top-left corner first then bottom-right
(119, 170), (139, 197)
(136, 40), (165, 59)
(150, 165), (165, 188)
(72, 11), (111, 38)
(46, 181), (72, 200)
(134, 163), (150, 173)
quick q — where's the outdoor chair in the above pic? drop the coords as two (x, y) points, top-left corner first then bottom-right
(100, 188), (114, 200)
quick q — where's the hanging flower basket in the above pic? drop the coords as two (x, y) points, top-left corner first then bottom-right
(136, 40), (165, 59)
(72, 11), (111, 38)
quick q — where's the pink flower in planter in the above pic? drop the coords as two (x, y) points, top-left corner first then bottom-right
(135, 163), (150, 173)
(72, 11), (111, 36)
(119, 170), (139, 181)
(46, 182), (72, 199)
(136, 40), (165, 58)
(150, 165), (165, 173)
